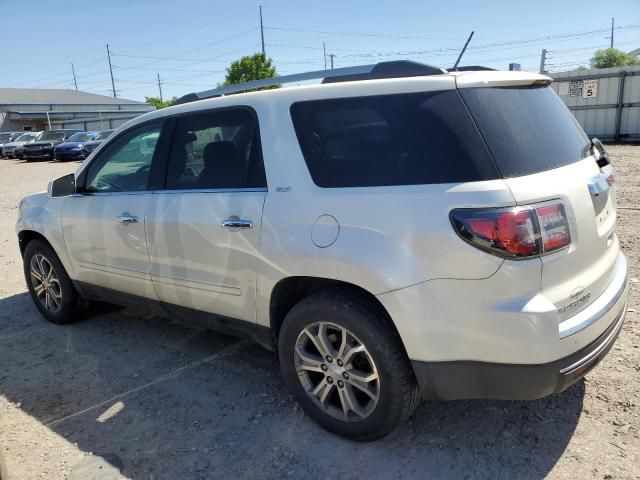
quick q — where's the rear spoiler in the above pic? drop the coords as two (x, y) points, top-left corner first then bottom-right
(455, 71), (552, 89)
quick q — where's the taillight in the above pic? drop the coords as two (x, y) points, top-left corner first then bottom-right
(535, 204), (571, 253)
(450, 201), (571, 259)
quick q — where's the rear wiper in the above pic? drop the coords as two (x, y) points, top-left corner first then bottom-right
(591, 138), (610, 168)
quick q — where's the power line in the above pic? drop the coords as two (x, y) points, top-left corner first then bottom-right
(264, 25), (455, 40)
(110, 28), (258, 72)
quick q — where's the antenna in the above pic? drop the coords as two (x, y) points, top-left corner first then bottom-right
(452, 31), (475, 71)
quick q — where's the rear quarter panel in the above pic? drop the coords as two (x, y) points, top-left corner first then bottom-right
(251, 85), (517, 327)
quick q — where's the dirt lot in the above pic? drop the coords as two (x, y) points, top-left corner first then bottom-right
(0, 147), (639, 480)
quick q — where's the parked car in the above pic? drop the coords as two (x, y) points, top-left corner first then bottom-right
(53, 131), (100, 162)
(2, 131), (41, 159)
(0, 132), (23, 158)
(22, 129), (82, 161)
(82, 129), (114, 155)
(16, 61), (628, 441)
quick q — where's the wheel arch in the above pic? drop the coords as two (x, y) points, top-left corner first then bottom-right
(269, 276), (406, 350)
(18, 230), (53, 257)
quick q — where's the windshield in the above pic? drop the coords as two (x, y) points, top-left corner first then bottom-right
(39, 131), (66, 141)
(459, 85), (590, 178)
(0, 133), (12, 142)
(68, 132), (95, 142)
(95, 130), (114, 140)
(16, 133), (37, 142)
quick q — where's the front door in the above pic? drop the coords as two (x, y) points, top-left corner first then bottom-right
(146, 108), (267, 323)
(61, 121), (164, 299)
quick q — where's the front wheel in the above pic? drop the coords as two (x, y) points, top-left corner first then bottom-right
(278, 288), (420, 441)
(23, 239), (87, 324)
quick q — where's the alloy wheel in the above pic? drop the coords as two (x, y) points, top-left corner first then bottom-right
(294, 321), (380, 422)
(30, 254), (62, 313)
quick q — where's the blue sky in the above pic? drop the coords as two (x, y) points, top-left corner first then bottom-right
(2, 0), (638, 102)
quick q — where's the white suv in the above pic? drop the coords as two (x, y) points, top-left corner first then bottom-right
(16, 61), (628, 440)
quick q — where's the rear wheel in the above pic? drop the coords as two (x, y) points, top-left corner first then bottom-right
(23, 239), (87, 324)
(278, 288), (420, 441)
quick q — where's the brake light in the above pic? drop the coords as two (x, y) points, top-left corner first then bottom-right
(450, 201), (571, 259)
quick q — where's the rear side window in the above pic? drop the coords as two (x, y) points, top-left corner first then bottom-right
(459, 86), (590, 177)
(165, 108), (266, 190)
(290, 91), (498, 187)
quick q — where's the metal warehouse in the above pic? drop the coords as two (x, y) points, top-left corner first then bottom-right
(0, 88), (155, 132)
(551, 64), (640, 143)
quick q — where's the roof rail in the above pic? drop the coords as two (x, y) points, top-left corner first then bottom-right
(174, 60), (447, 105)
(452, 65), (497, 72)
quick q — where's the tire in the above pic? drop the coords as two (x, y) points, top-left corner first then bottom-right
(278, 288), (420, 441)
(23, 239), (87, 324)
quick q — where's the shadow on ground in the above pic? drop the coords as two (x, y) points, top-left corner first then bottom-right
(0, 292), (583, 479)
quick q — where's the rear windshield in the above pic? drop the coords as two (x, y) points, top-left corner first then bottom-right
(459, 86), (590, 177)
(0, 133), (12, 142)
(290, 91), (498, 187)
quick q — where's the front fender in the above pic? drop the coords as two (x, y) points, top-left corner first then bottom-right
(16, 193), (73, 277)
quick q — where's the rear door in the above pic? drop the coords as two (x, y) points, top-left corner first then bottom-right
(146, 108), (267, 323)
(459, 81), (619, 324)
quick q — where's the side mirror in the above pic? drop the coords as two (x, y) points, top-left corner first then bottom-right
(49, 173), (76, 197)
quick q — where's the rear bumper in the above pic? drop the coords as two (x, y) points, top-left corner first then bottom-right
(412, 302), (626, 400)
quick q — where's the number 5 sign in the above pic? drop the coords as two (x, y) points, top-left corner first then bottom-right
(582, 79), (598, 99)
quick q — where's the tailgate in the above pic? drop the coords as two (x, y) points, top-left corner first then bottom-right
(505, 158), (619, 322)
(458, 81), (620, 326)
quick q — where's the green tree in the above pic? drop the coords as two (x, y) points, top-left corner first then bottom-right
(589, 48), (638, 69)
(223, 53), (278, 90)
(145, 96), (177, 109)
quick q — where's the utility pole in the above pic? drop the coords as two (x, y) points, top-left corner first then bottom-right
(323, 42), (327, 70)
(329, 53), (335, 70)
(539, 48), (547, 74)
(259, 6), (265, 55)
(610, 17), (614, 48)
(157, 73), (163, 102)
(71, 63), (78, 90)
(106, 43), (116, 98)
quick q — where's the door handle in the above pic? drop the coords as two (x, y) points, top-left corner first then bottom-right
(221, 217), (253, 229)
(116, 215), (138, 224)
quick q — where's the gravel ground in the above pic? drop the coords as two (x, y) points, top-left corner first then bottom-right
(0, 147), (639, 480)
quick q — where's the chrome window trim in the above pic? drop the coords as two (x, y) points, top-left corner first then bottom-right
(71, 191), (152, 197)
(72, 187), (268, 197)
(151, 187), (268, 194)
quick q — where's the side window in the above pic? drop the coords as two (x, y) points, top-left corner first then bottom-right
(84, 123), (162, 193)
(165, 109), (266, 190)
(290, 91), (499, 187)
